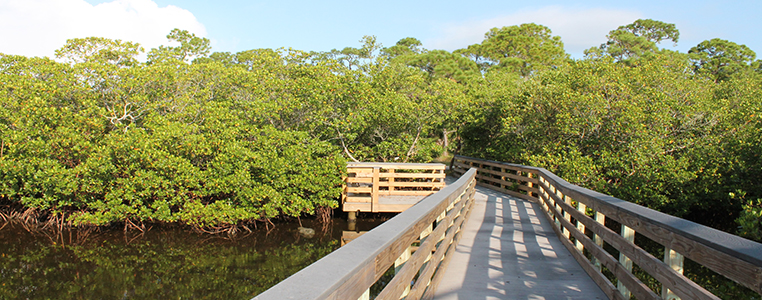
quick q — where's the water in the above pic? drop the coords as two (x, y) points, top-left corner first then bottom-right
(0, 217), (387, 299)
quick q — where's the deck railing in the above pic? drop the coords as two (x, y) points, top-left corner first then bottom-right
(452, 155), (762, 300)
(254, 168), (477, 300)
(343, 162), (446, 213)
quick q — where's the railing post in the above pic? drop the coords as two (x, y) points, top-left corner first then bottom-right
(662, 247), (684, 300)
(358, 288), (370, 300)
(526, 172), (535, 198)
(371, 167), (380, 213)
(562, 195), (573, 240)
(394, 245), (412, 298)
(593, 211), (605, 271)
(575, 201), (587, 253)
(554, 186), (563, 230)
(618, 225), (635, 298)
(388, 168), (395, 194)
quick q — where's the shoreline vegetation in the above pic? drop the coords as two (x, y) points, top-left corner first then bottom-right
(1, 20), (761, 243)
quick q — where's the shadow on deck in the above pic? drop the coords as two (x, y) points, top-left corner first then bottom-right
(433, 184), (606, 300)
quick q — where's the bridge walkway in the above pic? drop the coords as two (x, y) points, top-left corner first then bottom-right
(433, 181), (607, 300)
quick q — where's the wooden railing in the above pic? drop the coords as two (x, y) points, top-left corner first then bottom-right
(452, 155), (762, 300)
(343, 162), (446, 213)
(254, 168), (477, 300)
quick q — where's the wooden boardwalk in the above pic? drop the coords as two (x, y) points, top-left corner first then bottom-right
(256, 157), (762, 300)
(433, 181), (607, 300)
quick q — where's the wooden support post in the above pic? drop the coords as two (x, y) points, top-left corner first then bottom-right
(358, 288), (370, 300)
(662, 247), (684, 300)
(575, 201), (587, 253)
(526, 172), (535, 198)
(388, 168), (395, 193)
(563, 195), (572, 240)
(593, 211), (605, 271)
(394, 245), (412, 298)
(348, 211), (357, 223)
(554, 186), (563, 230)
(371, 167), (380, 213)
(618, 225), (635, 298)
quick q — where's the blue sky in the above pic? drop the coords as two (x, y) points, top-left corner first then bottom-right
(1, 0), (760, 59)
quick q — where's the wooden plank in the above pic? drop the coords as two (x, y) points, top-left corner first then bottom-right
(576, 201), (587, 253)
(531, 163), (762, 295)
(472, 172), (539, 194)
(536, 193), (626, 300)
(346, 177), (373, 184)
(382, 173), (447, 179)
(387, 168), (395, 193)
(406, 194), (471, 300)
(422, 183), (476, 300)
(343, 203), (371, 212)
(347, 187), (372, 193)
(371, 167), (380, 213)
(381, 191), (438, 196)
(346, 196), (372, 203)
(465, 162), (538, 184)
(618, 225), (635, 298)
(347, 162), (446, 170)
(594, 211), (606, 271)
(377, 182), (445, 188)
(453, 155), (540, 174)
(663, 247), (685, 300)
(539, 191), (660, 300)
(542, 184), (719, 300)
(375, 191), (468, 300)
(255, 170), (477, 300)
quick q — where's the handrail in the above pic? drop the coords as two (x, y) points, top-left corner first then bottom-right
(254, 168), (477, 300)
(343, 162), (446, 213)
(452, 155), (762, 299)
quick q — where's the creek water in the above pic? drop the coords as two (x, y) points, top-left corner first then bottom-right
(0, 216), (387, 299)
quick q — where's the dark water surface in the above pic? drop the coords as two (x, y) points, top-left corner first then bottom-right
(0, 217), (386, 299)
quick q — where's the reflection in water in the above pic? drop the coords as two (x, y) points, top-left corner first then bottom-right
(0, 217), (387, 299)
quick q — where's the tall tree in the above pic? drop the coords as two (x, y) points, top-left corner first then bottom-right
(55, 37), (143, 67)
(689, 38), (756, 82)
(474, 23), (567, 76)
(594, 19), (680, 61)
(147, 29), (211, 64)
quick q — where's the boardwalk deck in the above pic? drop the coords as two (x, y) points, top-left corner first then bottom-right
(433, 182), (607, 300)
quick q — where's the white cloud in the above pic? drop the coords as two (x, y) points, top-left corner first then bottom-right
(0, 0), (206, 58)
(425, 6), (643, 58)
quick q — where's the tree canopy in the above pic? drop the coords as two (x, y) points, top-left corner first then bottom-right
(1, 21), (761, 258)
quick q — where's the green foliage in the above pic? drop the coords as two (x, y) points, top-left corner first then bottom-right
(0, 38), (345, 229)
(55, 37), (144, 67)
(147, 29), (211, 64)
(471, 23), (568, 76)
(593, 19), (680, 61)
(460, 52), (756, 218)
(2, 22), (762, 243)
(689, 38), (757, 82)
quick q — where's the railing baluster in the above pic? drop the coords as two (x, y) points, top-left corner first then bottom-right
(358, 288), (370, 300)
(575, 200), (587, 253)
(617, 225), (635, 298)
(563, 195), (573, 240)
(592, 211), (605, 271)
(388, 168), (395, 194)
(394, 245), (412, 298)
(663, 247), (684, 300)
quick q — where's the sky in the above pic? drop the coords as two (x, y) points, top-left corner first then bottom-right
(1, 0), (761, 60)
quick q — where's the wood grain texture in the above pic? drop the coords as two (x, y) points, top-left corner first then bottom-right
(540, 191), (660, 300)
(254, 169), (476, 300)
(540, 178), (719, 300)
(455, 155), (762, 296)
